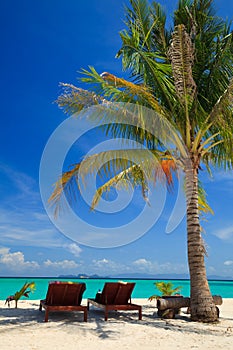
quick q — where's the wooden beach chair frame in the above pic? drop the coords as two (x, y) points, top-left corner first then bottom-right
(39, 282), (87, 322)
(87, 282), (142, 321)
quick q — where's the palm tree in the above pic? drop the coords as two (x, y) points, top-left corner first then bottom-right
(5, 282), (36, 308)
(49, 0), (233, 322)
(149, 281), (182, 301)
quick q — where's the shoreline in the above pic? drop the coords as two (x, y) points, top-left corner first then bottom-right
(1, 276), (232, 281)
(1, 278), (232, 300)
(0, 298), (232, 349)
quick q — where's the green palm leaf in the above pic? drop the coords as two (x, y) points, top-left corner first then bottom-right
(9, 282), (36, 308)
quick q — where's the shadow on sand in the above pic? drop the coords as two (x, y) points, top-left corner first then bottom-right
(0, 302), (232, 339)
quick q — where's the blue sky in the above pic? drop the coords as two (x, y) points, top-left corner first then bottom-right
(0, 0), (233, 278)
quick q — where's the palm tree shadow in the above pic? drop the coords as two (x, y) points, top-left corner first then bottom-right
(141, 311), (233, 336)
(0, 306), (44, 328)
(1, 303), (231, 339)
(85, 309), (130, 339)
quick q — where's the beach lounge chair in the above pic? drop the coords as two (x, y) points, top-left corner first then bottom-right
(39, 281), (87, 322)
(87, 282), (142, 321)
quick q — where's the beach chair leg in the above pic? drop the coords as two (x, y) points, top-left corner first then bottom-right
(139, 308), (142, 320)
(87, 301), (90, 311)
(104, 308), (108, 321)
(44, 309), (49, 322)
(84, 309), (87, 322)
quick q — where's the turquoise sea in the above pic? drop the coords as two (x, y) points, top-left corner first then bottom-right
(0, 278), (232, 301)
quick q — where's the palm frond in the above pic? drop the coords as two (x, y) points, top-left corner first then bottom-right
(126, 0), (153, 51)
(149, 281), (182, 300)
(150, 1), (170, 56)
(56, 82), (105, 115)
(48, 164), (80, 218)
(117, 1), (175, 110)
(154, 159), (177, 189)
(191, 120), (213, 152)
(49, 147), (180, 214)
(91, 163), (149, 210)
(208, 78), (233, 127)
(100, 71), (162, 111)
(11, 282), (36, 308)
(198, 180), (214, 215)
(57, 65), (167, 117)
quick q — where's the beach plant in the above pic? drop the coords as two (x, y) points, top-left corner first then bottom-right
(5, 282), (36, 308)
(148, 281), (182, 301)
(49, 0), (233, 322)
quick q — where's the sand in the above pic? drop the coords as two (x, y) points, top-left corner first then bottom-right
(0, 298), (232, 350)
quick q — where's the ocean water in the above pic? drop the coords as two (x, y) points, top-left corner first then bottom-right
(0, 278), (232, 301)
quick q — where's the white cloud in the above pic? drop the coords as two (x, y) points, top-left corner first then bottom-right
(0, 248), (39, 271)
(92, 258), (126, 273)
(213, 226), (233, 240)
(90, 257), (188, 276)
(64, 243), (82, 257)
(93, 258), (110, 267)
(224, 260), (233, 266)
(0, 247), (80, 275)
(0, 247), (9, 255)
(133, 258), (152, 267)
(132, 258), (187, 274)
(43, 259), (79, 269)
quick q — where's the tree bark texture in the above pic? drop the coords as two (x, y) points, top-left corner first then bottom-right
(157, 295), (222, 310)
(185, 161), (218, 322)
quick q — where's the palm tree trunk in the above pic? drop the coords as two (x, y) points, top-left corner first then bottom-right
(185, 162), (218, 322)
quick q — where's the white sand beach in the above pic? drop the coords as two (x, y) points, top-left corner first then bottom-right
(0, 298), (232, 350)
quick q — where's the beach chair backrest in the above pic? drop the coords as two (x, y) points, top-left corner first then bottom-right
(100, 282), (120, 304)
(45, 282), (86, 306)
(100, 282), (135, 305)
(113, 282), (135, 304)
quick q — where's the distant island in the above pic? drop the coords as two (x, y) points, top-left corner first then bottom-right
(58, 273), (233, 280)
(58, 273), (109, 279)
